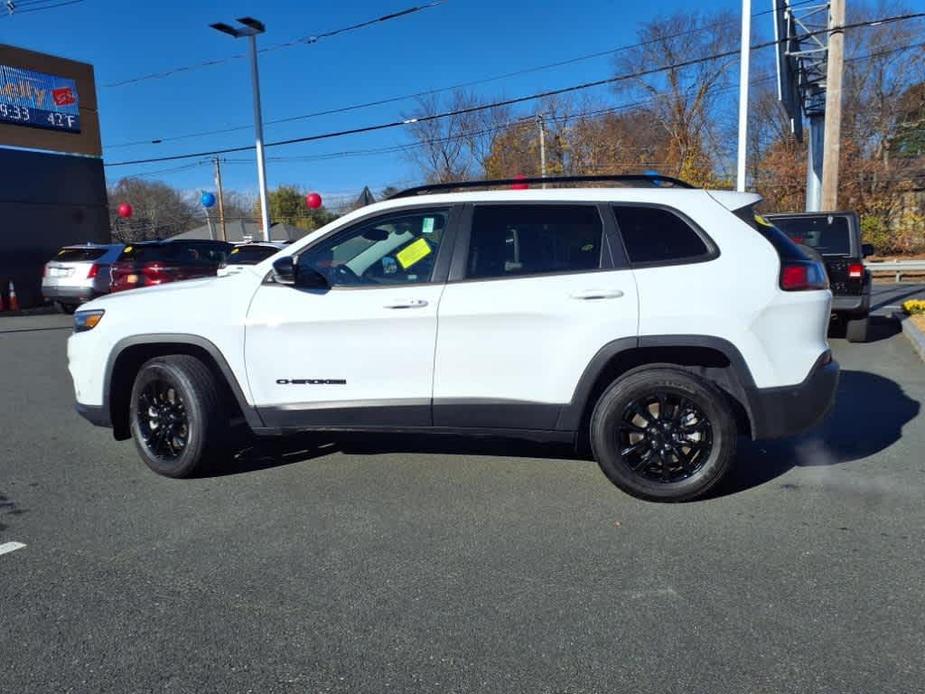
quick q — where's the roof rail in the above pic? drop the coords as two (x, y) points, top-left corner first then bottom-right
(389, 174), (694, 199)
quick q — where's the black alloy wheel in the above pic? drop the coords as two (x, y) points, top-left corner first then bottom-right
(591, 368), (737, 502)
(617, 391), (713, 483)
(129, 355), (228, 478)
(136, 380), (189, 460)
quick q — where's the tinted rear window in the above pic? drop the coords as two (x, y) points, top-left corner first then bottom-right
(771, 215), (852, 255)
(118, 242), (231, 265)
(54, 248), (107, 262)
(613, 205), (710, 264)
(226, 245), (280, 265)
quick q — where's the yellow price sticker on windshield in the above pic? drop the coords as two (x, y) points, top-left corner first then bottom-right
(124, 245), (133, 253)
(230, 247), (240, 255)
(396, 237), (432, 270)
(754, 214), (773, 227)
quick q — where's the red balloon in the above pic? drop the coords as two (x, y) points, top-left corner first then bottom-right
(117, 203), (134, 219)
(511, 174), (529, 190)
(305, 192), (323, 209)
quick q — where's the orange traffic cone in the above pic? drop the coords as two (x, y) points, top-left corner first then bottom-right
(8, 280), (19, 312)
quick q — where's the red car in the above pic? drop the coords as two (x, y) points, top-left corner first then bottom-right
(110, 240), (233, 293)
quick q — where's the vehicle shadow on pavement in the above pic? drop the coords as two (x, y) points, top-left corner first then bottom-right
(715, 369), (920, 497)
(828, 315), (899, 343)
(209, 429), (581, 478)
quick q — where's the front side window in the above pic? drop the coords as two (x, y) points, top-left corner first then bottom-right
(466, 205), (604, 280)
(297, 209), (448, 286)
(613, 205), (710, 265)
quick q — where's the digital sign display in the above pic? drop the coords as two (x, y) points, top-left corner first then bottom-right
(0, 64), (80, 133)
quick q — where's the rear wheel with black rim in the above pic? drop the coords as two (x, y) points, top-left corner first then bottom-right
(590, 368), (737, 502)
(129, 355), (228, 478)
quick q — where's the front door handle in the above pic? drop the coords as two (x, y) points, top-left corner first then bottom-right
(570, 289), (624, 300)
(383, 299), (429, 309)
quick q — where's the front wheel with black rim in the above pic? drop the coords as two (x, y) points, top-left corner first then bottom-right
(590, 368), (737, 502)
(129, 355), (228, 478)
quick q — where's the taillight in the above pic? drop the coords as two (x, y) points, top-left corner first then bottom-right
(848, 263), (864, 279)
(87, 264), (99, 279)
(780, 261), (829, 291)
(142, 262), (168, 283)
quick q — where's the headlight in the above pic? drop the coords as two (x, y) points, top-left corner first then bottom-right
(74, 309), (105, 333)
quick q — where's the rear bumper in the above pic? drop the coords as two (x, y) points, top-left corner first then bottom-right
(748, 353), (839, 440)
(42, 285), (96, 302)
(76, 402), (111, 428)
(832, 291), (870, 316)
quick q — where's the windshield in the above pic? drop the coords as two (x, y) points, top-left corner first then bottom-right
(771, 215), (852, 255)
(118, 242), (231, 265)
(226, 245), (280, 265)
(53, 247), (107, 262)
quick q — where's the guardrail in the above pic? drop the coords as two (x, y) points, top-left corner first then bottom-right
(865, 260), (925, 282)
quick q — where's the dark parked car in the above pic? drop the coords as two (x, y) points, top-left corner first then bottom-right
(110, 240), (233, 293)
(765, 211), (873, 342)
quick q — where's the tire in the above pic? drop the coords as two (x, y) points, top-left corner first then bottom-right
(845, 314), (870, 343)
(56, 302), (77, 314)
(590, 368), (737, 502)
(129, 355), (228, 478)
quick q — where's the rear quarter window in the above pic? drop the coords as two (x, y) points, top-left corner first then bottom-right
(612, 205), (713, 265)
(736, 210), (808, 261)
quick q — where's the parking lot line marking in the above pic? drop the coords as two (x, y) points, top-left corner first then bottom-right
(0, 541), (27, 556)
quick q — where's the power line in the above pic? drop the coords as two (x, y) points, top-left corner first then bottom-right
(103, 2), (445, 88)
(105, 0), (822, 151)
(105, 12), (925, 169)
(0, 0), (84, 18)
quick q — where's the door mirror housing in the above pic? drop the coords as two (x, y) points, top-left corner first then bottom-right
(272, 256), (296, 285)
(294, 266), (329, 290)
(861, 243), (874, 258)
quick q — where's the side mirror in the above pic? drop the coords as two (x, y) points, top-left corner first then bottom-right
(861, 243), (874, 258)
(272, 256), (296, 285)
(294, 266), (329, 290)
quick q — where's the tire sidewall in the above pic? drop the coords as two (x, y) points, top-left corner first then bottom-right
(591, 369), (736, 501)
(129, 359), (209, 478)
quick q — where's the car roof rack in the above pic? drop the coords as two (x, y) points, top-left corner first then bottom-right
(389, 174), (694, 199)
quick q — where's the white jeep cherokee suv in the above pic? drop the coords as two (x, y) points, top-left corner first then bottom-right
(68, 175), (837, 501)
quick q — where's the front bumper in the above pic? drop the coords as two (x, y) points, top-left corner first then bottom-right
(76, 403), (111, 428)
(747, 353), (839, 440)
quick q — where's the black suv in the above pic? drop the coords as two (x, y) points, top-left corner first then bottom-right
(765, 211), (873, 342)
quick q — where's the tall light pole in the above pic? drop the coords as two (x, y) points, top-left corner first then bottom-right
(210, 17), (271, 242)
(736, 0), (752, 192)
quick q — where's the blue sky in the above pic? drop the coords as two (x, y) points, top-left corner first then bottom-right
(3, 0), (773, 204)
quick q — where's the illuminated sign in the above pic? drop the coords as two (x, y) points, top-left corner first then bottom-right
(0, 64), (80, 133)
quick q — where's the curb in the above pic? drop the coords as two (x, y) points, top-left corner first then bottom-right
(899, 312), (925, 362)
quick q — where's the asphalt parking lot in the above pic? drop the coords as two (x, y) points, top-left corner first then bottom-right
(2, 294), (925, 693)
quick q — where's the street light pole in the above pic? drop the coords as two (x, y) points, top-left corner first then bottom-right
(210, 17), (271, 242)
(735, 0), (751, 192)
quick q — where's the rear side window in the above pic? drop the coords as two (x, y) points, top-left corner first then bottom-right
(613, 205), (710, 264)
(466, 205), (604, 280)
(54, 248), (106, 262)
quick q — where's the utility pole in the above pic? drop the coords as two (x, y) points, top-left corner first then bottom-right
(537, 113), (547, 188)
(735, 0), (752, 192)
(821, 0), (845, 210)
(213, 156), (227, 242)
(210, 17), (271, 241)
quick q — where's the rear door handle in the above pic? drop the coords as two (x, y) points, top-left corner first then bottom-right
(570, 289), (624, 300)
(383, 299), (429, 309)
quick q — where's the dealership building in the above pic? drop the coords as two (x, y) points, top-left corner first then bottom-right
(0, 44), (109, 309)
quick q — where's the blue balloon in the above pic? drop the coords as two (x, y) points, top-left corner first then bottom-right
(201, 192), (216, 208)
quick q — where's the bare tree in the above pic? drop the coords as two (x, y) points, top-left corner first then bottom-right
(108, 178), (200, 242)
(613, 10), (739, 185)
